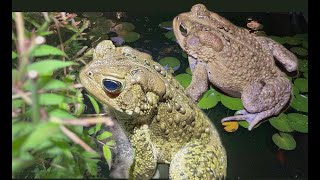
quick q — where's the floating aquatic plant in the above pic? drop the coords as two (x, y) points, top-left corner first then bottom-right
(287, 113), (308, 133)
(197, 89), (219, 109)
(220, 94), (244, 111)
(222, 121), (239, 132)
(122, 31), (141, 43)
(159, 57), (181, 72)
(290, 47), (308, 56)
(174, 73), (191, 89)
(269, 113), (294, 132)
(294, 78), (308, 93)
(272, 132), (296, 150)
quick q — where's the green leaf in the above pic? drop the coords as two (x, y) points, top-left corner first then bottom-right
(31, 45), (67, 57)
(174, 74), (192, 89)
(39, 93), (64, 105)
(302, 40), (308, 49)
(303, 72), (308, 79)
(116, 22), (135, 32)
(103, 145), (112, 170)
(12, 99), (24, 109)
(82, 151), (100, 159)
(42, 79), (67, 90)
(290, 94), (308, 113)
(182, 52), (188, 58)
(86, 160), (98, 176)
(159, 57), (180, 71)
(49, 109), (76, 119)
(85, 94), (100, 114)
(186, 67), (192, 75)
(22, 122), (60, 150)
(159, 21), (172, 29)
(238, 121), (249, 128)
(97, 131), (113, 140)
(272, 132), (296, 150)
(12, 69), (18, 82)
(290, 47), (308, 56)
(282, 36), (301, 45)
(95, 123), (102, 134)
(164, 31), (175, 39)
(197, 89), (219, 109)
(298, 59), (308, 73)
(123, 32), (140, 42)
(269, 113), (294, 132)
(88, 126), (96, 135)
(220, 94), (244, 110)
(294, 78), (308, 93)
(105, 140), (116, 147)
(27, 60), (77, 76)
(269, 36), (286, 44)
(12, 51), (18, 59)
(287, 113), (308, 133)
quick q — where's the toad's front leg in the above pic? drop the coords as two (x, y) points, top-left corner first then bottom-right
(129, 125), (157, 180)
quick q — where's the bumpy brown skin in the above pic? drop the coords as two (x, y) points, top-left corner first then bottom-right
(173, 4), (298, 130)
(79, 40), (227, 180)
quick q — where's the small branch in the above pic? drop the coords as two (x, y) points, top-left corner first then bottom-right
(52, 117), (114, 127)
(60, 125), (95, 152)
(15, 12), (28, 82)
(12, 87), (32, 105)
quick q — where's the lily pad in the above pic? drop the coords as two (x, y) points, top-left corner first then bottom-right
(294, 78), (308, 93)
(294, 33), (308, 40)
(290, 47), (308, 56)
(186, 67), (192, 75)
(159, 21), (172, 30)
(290, 94), (308, 113)
(269, 113), (294, 132)
(287, 113), (308, 133)
(82, 12), (103, 18)
(197, 89), (219, 109)
(269, 36), (286, 44)
(222, 121), (239, 132)
(220, 94), (244, 110)
(282, 36), (301, 45)
(182, 52), (188, 58)
(238, 121), (249, 128)
(174, 74), (191, 89)
(298, 59), (308, 72)
(91, 26), (109, 35)
(272, 132), (296, 150)
(159, 57), (180, 72)
(302, 40), (308, 49)
(123, 32), (140, 43)
(164, 31), (175, 39)
(303, 72), (308, 79)
(114, 22), (135, 35)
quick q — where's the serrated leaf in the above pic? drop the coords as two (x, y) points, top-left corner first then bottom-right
(12, 51), (18, 59)
(220, 95), (244, 110)
(39, 93), (64, 105)
(42, 79), (67, 90)
(294, 78), (308, 93)
(22, 122), (60, 150)
(97, 131), (113, 140)
(197, 89), (219, 109)
(287, 113), (308, 133)
(174, 73), (191, 89)
(272, 132), (296, 150)
(49, 109), (76, 119)
(85, 94), (100, 114)
(103, 145), (112, 170)
(269, 113), (294, 132)
(27, 60), (77, 76)
(31, 45), (66, 57)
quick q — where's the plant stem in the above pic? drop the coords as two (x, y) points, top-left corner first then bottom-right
(15, 12), (28, 82)
(29, 71), (40, 122)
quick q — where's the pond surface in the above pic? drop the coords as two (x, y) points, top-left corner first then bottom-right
(81, 11), (308, 179)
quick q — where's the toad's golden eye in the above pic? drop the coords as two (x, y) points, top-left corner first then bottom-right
(102, 79), (123, 94)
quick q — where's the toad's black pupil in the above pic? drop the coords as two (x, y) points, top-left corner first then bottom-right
(103, 80), (120, 92)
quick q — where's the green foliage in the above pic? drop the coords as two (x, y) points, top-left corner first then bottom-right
(269, 113), (294, 132)
(12, 12), (112, 178)
(220, 94), (244, 110)
(123, 32), (141, 43)
(174, 73), (191, 88)
(159, 57), (180, 71)
(287, 113), (308, 133)
(197, 89), (219, 109)
(272, 132), (296, 150)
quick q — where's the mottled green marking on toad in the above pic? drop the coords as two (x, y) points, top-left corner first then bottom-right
(80, 40), (227, 179)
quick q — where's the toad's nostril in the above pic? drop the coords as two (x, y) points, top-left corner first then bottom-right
(88, 71), (93, 76)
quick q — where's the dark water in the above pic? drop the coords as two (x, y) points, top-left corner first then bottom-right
(83, 11), (308, 179)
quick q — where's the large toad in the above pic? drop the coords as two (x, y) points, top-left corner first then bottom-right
(173, 4), (298, 130)
(79, 40), (227, 179)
